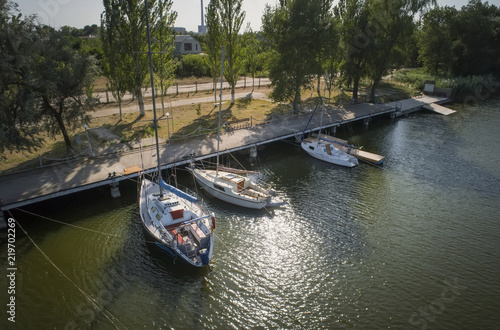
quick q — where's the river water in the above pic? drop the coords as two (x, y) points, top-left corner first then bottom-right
(2, 100), (500, 329)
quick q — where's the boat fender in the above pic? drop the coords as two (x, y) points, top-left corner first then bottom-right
(211, 213), (216, 231)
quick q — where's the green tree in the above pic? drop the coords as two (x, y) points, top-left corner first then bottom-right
(450, 0), (500, 76)
(1, 1), (99, 155)
(101, 0), (128, 120)
(219, 0), (246, 105)
(314, 0), (337, 97)
(335, 0), (371, 101)
(366, 0), (435, 103)
(0, 1), (42, 153)
(262, 0), (324, 113)
(204, 0), (223, 103)
(418, 6), (457, 74)
(101, 0), (176, 116)
(242, 24), (261, 90)
(37, 31), (100, 154)
(152, 0), (177, 115)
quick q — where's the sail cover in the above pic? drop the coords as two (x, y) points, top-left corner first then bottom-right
(160, 180), (198, 203)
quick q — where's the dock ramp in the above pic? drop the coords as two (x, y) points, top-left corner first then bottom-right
(423, 103), (456, 115)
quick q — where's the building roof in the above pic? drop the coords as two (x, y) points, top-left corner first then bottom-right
(175, 35), (197, 43)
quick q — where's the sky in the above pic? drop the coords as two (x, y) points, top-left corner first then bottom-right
(15, 0), (472, 32)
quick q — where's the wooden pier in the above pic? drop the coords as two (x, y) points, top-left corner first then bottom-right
(422, 103), (456, 115)
(0, 95), (451, 226)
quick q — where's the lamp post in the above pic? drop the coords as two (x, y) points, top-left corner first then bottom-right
(340, 87), (343, 107)
(83, 124), (93, 157)
(166, 112), (170, 143)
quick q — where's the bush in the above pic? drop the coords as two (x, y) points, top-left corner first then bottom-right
(175, 54), (210, 78)
(448, 74), (499, 102)
(393, 69), (499, 101)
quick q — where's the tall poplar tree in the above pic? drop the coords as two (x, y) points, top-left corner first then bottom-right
(101, 0), (176, 116)
(204, 0), (223, 103)
(219, 0), (245, 105)
(242, 24), (261, 90)
(101, 0), (127, 120)
(152, 0), (177, 115)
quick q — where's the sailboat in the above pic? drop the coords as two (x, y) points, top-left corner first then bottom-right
(138, 1), (214, 268)
(188, 48), (285, 210)
(300, 76), (359, 168)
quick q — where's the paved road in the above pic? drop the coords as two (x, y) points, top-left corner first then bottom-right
(96, 77), (271, 104)
(94, 90), (271, 118)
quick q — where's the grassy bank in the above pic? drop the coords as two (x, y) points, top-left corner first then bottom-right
(391, 68), (499, 102)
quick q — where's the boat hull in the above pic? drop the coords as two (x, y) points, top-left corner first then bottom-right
(301, 141), (358, 167)
(189, 168), (269, 209)
(139, 178), (214, 268)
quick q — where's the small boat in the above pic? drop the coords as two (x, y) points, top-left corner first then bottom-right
(313, 133), (385, 166)
(301, 137), (359, 167)
(300, 75), (358, 168)
(139, 178), (215, 267)
(188, 47), (285, 209)
(138, 1), (214, 268)
(188, 165), (285, 209)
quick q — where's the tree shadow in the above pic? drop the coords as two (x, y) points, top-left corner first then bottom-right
(173, 104), (234, 138)
(110, 114), (146, 143)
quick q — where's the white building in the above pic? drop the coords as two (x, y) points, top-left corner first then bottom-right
(174, 35), (202, 55)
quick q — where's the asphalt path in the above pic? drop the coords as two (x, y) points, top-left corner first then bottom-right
(93, 90), (272, 118)
(96, 77), (271, 104)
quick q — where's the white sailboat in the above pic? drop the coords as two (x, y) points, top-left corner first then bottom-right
(188, 48), (285, 210)
(138, 1), (214, 268)
(301, 76), (359, 168)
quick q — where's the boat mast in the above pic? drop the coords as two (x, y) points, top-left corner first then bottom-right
(317, 74), (328, 142)
(216, 47), (225, 176)
(145, 0), (163, 196)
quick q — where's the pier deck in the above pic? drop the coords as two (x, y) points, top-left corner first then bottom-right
(422, 103), (456, 115)
(0, 95), (450, 214)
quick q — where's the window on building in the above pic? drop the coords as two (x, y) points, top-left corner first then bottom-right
(184, 43), (192, 51)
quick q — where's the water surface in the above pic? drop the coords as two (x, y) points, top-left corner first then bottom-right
(2, 100), (499, 329)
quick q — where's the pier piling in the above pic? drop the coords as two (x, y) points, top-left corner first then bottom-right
(110, 181), (121, 198)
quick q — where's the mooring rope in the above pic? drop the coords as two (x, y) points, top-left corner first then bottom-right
(8, 211), (128, 330)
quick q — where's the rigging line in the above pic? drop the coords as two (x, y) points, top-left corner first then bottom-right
(226, 151), (246, 171)
(8, 211), (128, 330)
(14, 208), (121, 237)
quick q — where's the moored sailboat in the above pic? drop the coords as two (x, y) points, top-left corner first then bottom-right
(138, 0), (214, 268)
(188, 47), (285, 209)
(300, 76), (359, 167)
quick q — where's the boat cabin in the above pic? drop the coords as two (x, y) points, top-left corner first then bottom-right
(221, 173), (245, 191)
